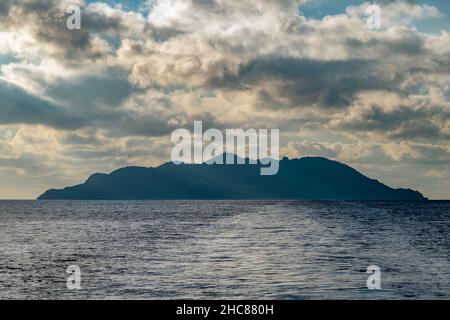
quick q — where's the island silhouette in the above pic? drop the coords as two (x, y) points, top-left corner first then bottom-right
(38, 154), (427, 200)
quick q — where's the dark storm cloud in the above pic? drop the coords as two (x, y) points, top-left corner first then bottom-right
(0, 79), (176, 137)
(45, 70), (134, 109)
(0, 80), (88, 129)
(208, 57), (394, 109)
(345, 29), (427, 57)
(337, 104), (450, 141)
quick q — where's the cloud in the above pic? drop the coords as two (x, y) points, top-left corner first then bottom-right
(284, 140), (339, 159)
(330, 91), (450, 141)
(346, 0), (443, 28)
(207, 57), (393, 109)
(0, 0), (115, 66)
(0, 79), (88, 129)
(383, 141), (450, 164)
(0, 0), (449, 198)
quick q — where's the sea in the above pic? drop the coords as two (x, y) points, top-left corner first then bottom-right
(0, 200), (449, 299)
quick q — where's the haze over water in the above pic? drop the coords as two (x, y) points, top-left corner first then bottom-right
(0, 200), (449, 299)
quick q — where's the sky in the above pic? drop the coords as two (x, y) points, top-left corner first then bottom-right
(0, 0), (449, 199)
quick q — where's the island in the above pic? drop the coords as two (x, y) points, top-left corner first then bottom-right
(38, 155), (427, 201)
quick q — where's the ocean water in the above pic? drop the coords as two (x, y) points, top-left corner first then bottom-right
(0, 200), (449, 300)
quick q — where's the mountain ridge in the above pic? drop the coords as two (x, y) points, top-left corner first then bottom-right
(38, 155), (427, 201)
